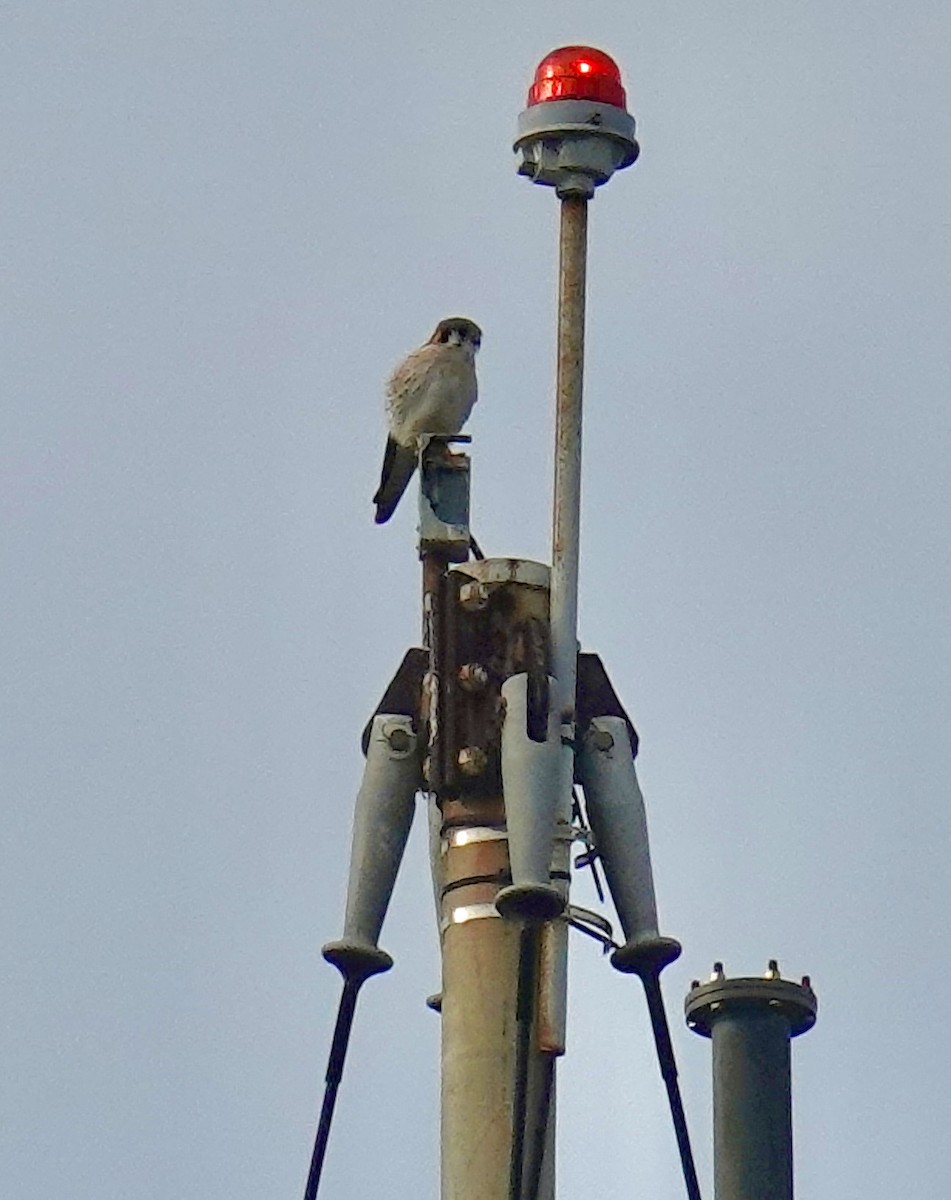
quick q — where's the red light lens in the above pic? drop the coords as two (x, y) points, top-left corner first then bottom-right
(527, 46), (626, 108)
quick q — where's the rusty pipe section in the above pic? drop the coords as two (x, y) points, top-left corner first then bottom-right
(550, 195), (588, 729)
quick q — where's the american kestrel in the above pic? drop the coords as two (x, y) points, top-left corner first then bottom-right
(373, 317), (481, 524)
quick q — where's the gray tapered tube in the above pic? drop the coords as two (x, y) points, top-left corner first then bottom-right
(322, 714), (421, 980)
(578, 717), (680, 974)
(495, 674), (568, 920)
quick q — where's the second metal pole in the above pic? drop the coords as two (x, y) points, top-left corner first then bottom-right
(686, 966), (818, 1200)
(550, 195), (588, 727)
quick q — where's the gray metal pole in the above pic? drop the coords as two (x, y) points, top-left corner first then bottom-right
(440, 793), (522, 1200)
(686, 964), (817, 1200)
(550, 195), (588, 728)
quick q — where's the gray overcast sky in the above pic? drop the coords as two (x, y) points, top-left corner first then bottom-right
(3, 2), (948, 1198)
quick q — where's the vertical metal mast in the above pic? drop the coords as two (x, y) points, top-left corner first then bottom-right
(516, 45), (638, 727)
(509, 46), (641, 1200)
(686, 963), (818, 1200)
(550, 193), (588, 729)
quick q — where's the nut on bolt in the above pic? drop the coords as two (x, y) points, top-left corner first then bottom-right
(458, 580), (489, 611)
(384, 726), (414, 754)
(458, 663), (489, 691)
(591, 727), (615, 751)
(457, 746), (488, 776)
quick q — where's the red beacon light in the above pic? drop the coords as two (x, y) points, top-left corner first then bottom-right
(515, 46), (639, 198)
(527, 46), (627, 110)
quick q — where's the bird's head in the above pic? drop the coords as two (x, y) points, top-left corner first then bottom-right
(429, 317), (482, 356)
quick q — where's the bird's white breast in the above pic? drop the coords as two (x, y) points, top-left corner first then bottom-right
(386, 345), (478, 448)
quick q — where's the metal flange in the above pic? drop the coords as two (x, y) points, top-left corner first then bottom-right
(685, 971), (818, 1038)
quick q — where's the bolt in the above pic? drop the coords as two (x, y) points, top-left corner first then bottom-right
(386, 727), (413, 753)
(592, 727), (615, 751)
(765, 959), (780, 979)
(690, 979), (700, 990)
(458, 580), (489, 611)
(457, 746), (488, 776)
(801, 975), (812, 990)
(712, 961), (725, 980)
(457, 663), (489, 691)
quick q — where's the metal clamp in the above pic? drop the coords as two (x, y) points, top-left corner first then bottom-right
(440, 902), (502, 934)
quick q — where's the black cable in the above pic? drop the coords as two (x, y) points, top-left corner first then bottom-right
(640, 972), (703, 1200)
(303, 978), (362, 1200)
(508, 925), (537, 1200)
(521, 1051), (554, 1200)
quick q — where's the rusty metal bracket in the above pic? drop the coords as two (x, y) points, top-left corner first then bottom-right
(361, 650), (639, 771)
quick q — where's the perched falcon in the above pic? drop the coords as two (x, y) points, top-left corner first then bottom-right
(373, 317), (481, 524)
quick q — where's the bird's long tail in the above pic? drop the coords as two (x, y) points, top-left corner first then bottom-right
(373, 438), (417, 524)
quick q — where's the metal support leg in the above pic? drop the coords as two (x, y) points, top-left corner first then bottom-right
(322, 713), (422, 979)
(495, 674), (569, 921)
(577, 716), (680, 973)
